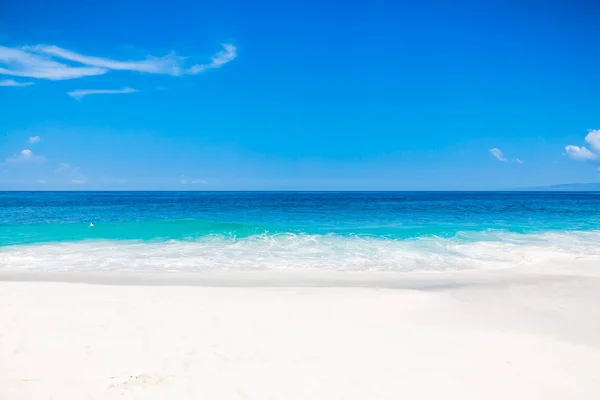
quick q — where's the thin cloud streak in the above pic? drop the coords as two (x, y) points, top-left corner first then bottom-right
(1, 44), (236, 81)
(54, 163), (88, 184)
(0, 78), (34, 86)
(54, 163), (71, 173)
(489, 148), (523, 164)
(489, 148), (508, 162)
(187, 44), (237, 74)
(29, 45), (184, 75)
(180, 175), (207, 185)
(0, 45), (108, 80)
(67, 87), (139, 101)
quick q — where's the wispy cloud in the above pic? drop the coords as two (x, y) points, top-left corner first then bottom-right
(564, 145), (597, 161)
(4, 149), (45, 164)
(0, 46), (107, 80)
(180, 175), (207, 185)
(28, 45), (184, 75)
(0, 43), (237, 82)
(69, 167), (87, 184)
(0, 79), (34, 87)
(28, 135), (41, 144)
(489, 148), (508, 162)
(54, 163), (88, 184)
(54, 162), (71, 173)
(187, 44), (237, 74)
(489, 148), (523, 164)
(68, 87), (139, 101)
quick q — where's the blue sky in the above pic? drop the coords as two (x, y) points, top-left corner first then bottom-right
(1, 0), (599, 190)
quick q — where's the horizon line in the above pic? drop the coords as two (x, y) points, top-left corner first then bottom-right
(1, 189), (599, 193)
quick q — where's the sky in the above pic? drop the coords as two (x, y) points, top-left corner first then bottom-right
(1, 0), (599, 190)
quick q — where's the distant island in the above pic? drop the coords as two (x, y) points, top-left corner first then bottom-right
(509, 182), (600, 191)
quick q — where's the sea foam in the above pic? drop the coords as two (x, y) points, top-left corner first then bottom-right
(1, 230), (599, 273)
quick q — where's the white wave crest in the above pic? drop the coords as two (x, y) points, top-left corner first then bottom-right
(1, 231), (600, 273)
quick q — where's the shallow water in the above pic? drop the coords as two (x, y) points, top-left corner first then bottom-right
(1, 191), (599, 272)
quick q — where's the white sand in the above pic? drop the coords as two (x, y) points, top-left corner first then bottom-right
(1, 266), (600, 399)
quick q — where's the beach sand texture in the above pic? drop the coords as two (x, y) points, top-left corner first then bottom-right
(1, 266), (600, 399)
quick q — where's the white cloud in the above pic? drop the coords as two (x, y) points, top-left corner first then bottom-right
(0, 44), (236, 82)
(187, 44), (237, 74)
(0, 45), (107, 80)
(71, 179), (87, 184)
(0, 79), (34, 87)
(38, 179), (47, 184)
(28, 135), (41, 144)
(28, 45), (185, 75)
(180, 176), (206, 185)
(4, 149), (45, 164)
(68, 87), (139, 101)
(489, 148), (507, 162)
(563, 129), (600, 165)
(564, 145), (597, 161)
(514, 158), (523, 164)
(585, 129), (600, 152)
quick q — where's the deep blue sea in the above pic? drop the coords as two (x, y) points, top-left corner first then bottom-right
(1, 191), (599, 272)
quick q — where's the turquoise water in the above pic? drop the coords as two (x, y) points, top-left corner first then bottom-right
(1, 191), (599, 272)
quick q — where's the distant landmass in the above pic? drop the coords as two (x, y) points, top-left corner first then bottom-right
(509, 183), (600, 191)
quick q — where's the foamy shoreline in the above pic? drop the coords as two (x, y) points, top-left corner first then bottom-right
(2, 266), (600, 399)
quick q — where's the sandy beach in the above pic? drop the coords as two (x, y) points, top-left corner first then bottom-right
(1, 265), (600, 400)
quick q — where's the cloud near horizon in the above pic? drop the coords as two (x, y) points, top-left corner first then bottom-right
(53, 163), (88, 184)
(180, 175), (207, 185)
(564, 145), (597, 161)
(3, 149), (46, 164)
(565, 129), (600, 162)
(68, 87), (139, 101)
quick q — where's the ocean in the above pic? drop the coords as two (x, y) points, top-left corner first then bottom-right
(1, 191), (599, 273)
